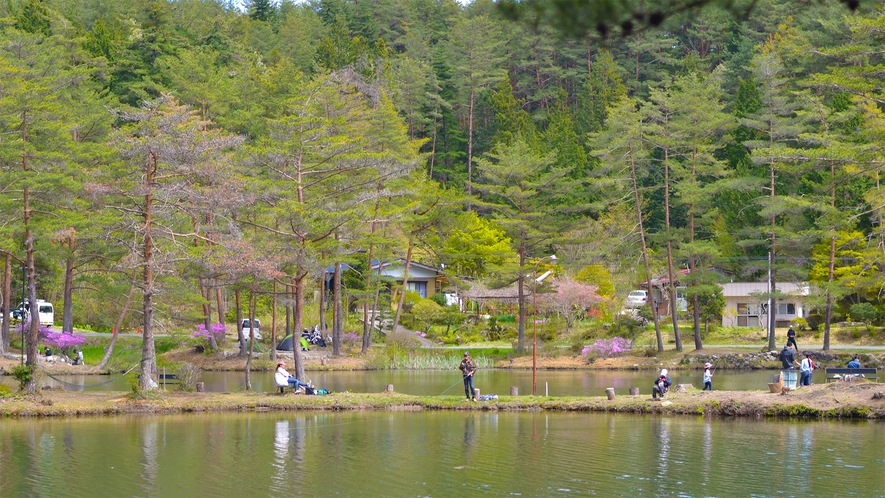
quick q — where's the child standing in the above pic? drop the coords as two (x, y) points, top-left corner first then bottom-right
(702, 362), (713, 391)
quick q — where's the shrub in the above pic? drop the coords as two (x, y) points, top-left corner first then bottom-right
(805, 314), (824, 331)
(792, 317), (808, 331)
(10, 364), (33, 391)
(605, 316), (643, 340)
(38, 324), (86, 356)
(0, 383), (12, 397)
(581, 337), (632, 359)
(849, 303), (878, 324)
(342, 332), (361, 348)
(429, 292), (448, 307)
(174, 362), (201, 392)
(191, 323), (225, 348)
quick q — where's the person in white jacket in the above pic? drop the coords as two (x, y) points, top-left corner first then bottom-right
(799, 353), (814, 387)
(274, 361), (310, 392)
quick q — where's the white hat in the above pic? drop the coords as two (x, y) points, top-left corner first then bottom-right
(660, 369), (668, 376)
(704, 363), (712, 369)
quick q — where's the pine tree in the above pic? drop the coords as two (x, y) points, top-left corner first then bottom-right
(472, 139), (573, 352)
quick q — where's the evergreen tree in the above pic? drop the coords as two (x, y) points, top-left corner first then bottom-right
(472, 139), (573, 352)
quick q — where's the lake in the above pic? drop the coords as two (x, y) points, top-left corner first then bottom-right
(0, 410), (881, 496)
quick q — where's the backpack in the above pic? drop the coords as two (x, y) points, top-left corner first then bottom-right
(305, 386), (316, 395)
(316, 388), (331, 395)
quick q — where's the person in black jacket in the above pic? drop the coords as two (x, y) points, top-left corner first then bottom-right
(779, 344), (798, 370)
(786, 325), (798, 349)
(459, 352), (477, 402)
(652, 368), (671, 400)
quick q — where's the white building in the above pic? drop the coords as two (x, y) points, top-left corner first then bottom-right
(721, 282), (809, 328)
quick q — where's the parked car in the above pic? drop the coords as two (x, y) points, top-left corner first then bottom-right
(241, 319), (262, 340)
(626, 290), (649, 308)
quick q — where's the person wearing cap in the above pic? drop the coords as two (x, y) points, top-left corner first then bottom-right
(459, 352), (477, 402)
(652, 368), (671, 400)
(786, 324), (798, 350)
(799, 353), (814, 386)
(274, 361), (310, 393)
(847, 355), (861, 369)
(702, 362), (713, 391)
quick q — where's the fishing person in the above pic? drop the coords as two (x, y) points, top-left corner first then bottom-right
(459, 351), (478, 402)
(702, 362), (714, 391)
(786, 324), (798, 350)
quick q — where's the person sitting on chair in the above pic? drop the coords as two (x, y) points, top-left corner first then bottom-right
(847, 355), (861, 369)
(274, 361), (310, 393)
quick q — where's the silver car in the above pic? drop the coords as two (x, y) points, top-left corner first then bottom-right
(626, 290), (649, 308)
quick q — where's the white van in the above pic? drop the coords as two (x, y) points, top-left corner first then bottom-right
(19, 299), (54, 326)
(241, 319), (262, 340)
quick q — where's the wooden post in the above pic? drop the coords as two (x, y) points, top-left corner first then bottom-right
(385, 384), (394, 392)
(605, 388), (616, 400)
(196, 382), (204, 393)
(629, 387), (640, 395)
(510, 386), (518, 396)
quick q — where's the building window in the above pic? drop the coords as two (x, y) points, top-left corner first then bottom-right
(406, 281), (427, 298)
(776, 303), (796, 315)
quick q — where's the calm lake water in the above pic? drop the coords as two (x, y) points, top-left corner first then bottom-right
(0, 411), (882, 497)
(12, 369), (829, 397)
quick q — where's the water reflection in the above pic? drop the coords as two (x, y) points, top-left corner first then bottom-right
(139, 421), (158, 496)
(0, 413), (882, 496)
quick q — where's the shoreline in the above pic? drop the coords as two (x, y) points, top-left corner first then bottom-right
(2, 382), (883, 419)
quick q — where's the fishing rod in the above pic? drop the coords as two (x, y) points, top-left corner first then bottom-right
(438, 376), (468, 396)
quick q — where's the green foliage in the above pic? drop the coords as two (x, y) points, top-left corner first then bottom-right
(849, 303), (878, 324)
(806, 314), (824, 331)
(575, 264), (615, 298)
(483, 316), (513, 342)
(9, 365), (34, 392)
(0, 383), (12, 397)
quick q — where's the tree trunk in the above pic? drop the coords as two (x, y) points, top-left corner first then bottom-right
(63, 246), (74, 333)
(333, 261), (342, 356)
(271, 280), (277, 362)
(140, 156), (157, 392)
(97, 273), (137, 370)
(215, 284), (224, 331)
(689, 154), (702, 350)
(235, 289), (245, 357)
(467, 87), (475, 196)
(823, 236), (835, 351)
(1, 252), (10, 352)
(663, 145), (682, 351)
(391, 243), (414, 345)
(200, 278), (218, 350)
(516, 245), (527, 352)
(631, 148), (663, 351)
(292, 273), (306, 380)
(245, 289), (255, 391)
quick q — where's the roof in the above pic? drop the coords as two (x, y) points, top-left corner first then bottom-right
(721, 282), (809, 297)
(370, 259), (440, 274)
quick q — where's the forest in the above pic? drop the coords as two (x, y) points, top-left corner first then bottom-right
(1, 0), (885, 389)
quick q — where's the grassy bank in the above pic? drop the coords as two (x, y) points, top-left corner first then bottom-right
(2, 382), (883, 419)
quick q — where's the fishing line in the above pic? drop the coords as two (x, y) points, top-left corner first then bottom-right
(40, 362), (140, 389)
(439, 376), (468, 396)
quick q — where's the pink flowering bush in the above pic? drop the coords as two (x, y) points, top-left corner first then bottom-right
(582, 337), (632, 358)
(192, 323), (226, 345)
(342, 332), (360, 347)
(38, 324), (86, 353)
